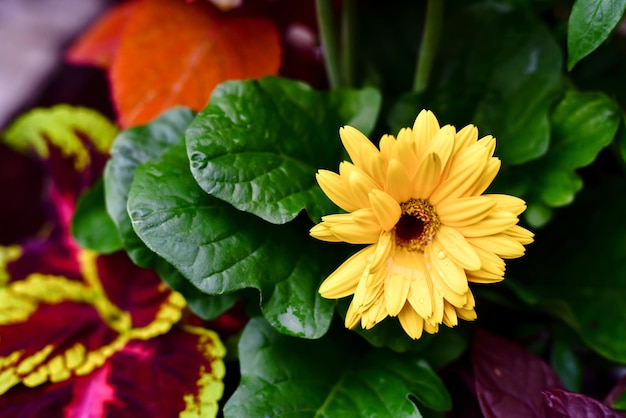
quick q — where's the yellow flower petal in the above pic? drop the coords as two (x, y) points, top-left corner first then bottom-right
(467, 234), (527, 259)
(463, 289), (476, 310)
(454, 124), (478, 151)
(393, 128), (419, 176)
(344, 163), (379, 209)
(456, 306), (477, 321)
(425, 125), (456, 172)
(328, 223), (380, 244)
(413, 110), (440, 155)
(340, 126), (379, 169)
(350, 208), (382, 230)
(456, 210), (518, 238)
(467, 269), (504, 283)
(405, 252), (434, 318)
(471, 245), (506, 276)
(435, 226), (482, 270)
(316, 170), (358, 212)
(364, 150), (386, 187)
(424, 319), (439, 334)
(442, 302), (458, 327)
(427, 243), (469, 296)
(385, 158), (412, 202)
(361, 297), (387, 329)
(504, 225), (535, 245)
(468, 157), (501, 196)
(429, 144), (489, 205)
(319, 246), (373, 298)
(385, 272), (411, 317)
(345, 301), (361, 329)
(398, 303), (424, 340)
(487, 194), (527, 215)
(369, 189), (401, 231)
(437, 196), (496, 227)
(379, 133), (395, 163)
(412, 152), (442, 200)
(477, 135), (496, 157)
(368, 231), (394, 273)
(309, 223), (343, 242)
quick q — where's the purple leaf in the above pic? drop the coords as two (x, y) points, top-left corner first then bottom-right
(472, 329), (563, 418)
(543, 388), (626, 418)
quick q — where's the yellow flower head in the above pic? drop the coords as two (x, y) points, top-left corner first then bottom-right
(310, 110), (533, 339)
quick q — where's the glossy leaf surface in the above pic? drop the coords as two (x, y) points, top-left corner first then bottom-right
(104, 107), (233, 319)
(128, 142), (334, 338)
(224, 318), (452, 417)
(567, 0), (626, 69)
(186, 77), (381, 224)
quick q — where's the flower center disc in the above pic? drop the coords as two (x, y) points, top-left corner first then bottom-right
(394, 198), (440, 252)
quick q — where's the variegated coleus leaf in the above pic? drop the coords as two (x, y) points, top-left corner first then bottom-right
(0, 105), (227, 416)
(0, 248), (226, 416)
(2, 105), (117, 234)
(0, 327), (225, 417)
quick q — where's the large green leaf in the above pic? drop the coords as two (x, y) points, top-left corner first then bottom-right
(72, 179), (123, 254)
(494, 91), (620, 227)
(509, 177), (626, 363)
(186, 77), (381, 224)
(104, 107), (235, 320)
(224, 318), (452, 417)
(567, 0), (626, 70)
(127, 142), (335, 338)
(423, 2), (562, 165)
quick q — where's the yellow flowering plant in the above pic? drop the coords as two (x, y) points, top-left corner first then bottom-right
(311, 110), (533, 339)
(2, 0), (626, 416)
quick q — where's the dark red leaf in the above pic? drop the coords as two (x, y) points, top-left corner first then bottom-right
(0, 328), (225, 417)
(472, 329), (563, 418)
(543, 388), (626, 418)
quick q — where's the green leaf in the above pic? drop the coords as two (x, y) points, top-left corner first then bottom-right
(550, 338), (582, 392)
(538, 91), (620, 206)
(614, 391), (626, 410)
(495, 91), (620, 228)
(71, 179), (123, 253)
(127, 142), (335, 338)
(104, 107), (235, 320)
(224, 318), (452, 417)
(510, 177), (626, 362)
(426, 2), (562, 165)
(567, 0), (626, 70)
(3, 104), (117, 171)
(186, 77), (381, 225)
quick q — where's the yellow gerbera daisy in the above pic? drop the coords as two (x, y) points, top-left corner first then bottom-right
(310, 110), (533, 339)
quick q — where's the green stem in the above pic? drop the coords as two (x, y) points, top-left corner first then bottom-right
(341, 0), (357, 88)
(316, 0), (342, 89)
(413, 0), (444, 93)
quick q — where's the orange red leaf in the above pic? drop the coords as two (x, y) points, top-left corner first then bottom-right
(110, 0), (282, 127)
(65, 2), (137, 69)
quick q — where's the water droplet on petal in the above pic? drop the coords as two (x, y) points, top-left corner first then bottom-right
(437, 251), (446, 260)
(419, 298), (424, 304)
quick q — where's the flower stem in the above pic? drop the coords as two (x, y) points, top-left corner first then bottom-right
(341, 0), (357, 88)
(413, 0), (444, 93)
(316, 0), (342, 89)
